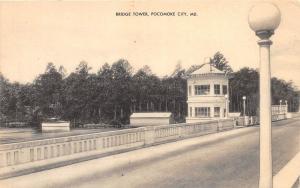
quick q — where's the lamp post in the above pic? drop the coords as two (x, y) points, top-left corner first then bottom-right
(285, 100), (288, 114)
(224, 94), (229, 118)
(243, 96), (247, 117)
(279, 99), (282, 113)
(243, 96), (247, 125)
(248, 3), (281, 188)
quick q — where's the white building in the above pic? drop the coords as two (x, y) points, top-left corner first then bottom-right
(130, 112), (173, 127)
(186, 63), (229, 123)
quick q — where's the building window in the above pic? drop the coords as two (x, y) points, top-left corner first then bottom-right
(195, 107), (210, 117)
(214, 107), (220, 117)
(223, 85), (228, 95)
(189, 86), (192, 96)
(190, 107), (192, 117)
(195, 85), (210, 95)
(214, 84), (220, 95)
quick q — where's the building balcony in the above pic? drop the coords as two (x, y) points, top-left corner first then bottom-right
(187, 95), (227, 103)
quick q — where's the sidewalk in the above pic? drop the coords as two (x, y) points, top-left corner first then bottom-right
(0, 126), (257, 188)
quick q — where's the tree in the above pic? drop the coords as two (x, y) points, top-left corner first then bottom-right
(96, 63), (114, 122)
(210, 52), (233, 74)
(34, 62), (64, 119)
(75, 61), (91, 75)
(110, 59), (133, 124)
(271, 78), (299, 111)
(132, 65), (161, 112)
(170, 62), (186, 78)
(1, 58), (299, 128)
(0, 73), (38, 125)
(58, 65), (67, 78)
(229, 67), (259, 115)
(0, 73), (12, 121)
(63, 61), (94, 125)
(229, 67), (299, 115)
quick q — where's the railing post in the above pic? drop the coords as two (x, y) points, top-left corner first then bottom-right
(233, 118), (236, 129)
(144, 127), (155, 145)
(217, 120), (221, 132)
(0, 153), (4, 167)
(178, 125), (183, 139)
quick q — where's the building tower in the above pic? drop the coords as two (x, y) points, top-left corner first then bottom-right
(186, 63), (229, 123)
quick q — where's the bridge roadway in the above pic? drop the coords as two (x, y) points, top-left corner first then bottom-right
(1, 118), (300, 188)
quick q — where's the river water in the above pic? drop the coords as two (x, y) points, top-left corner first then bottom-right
(0, 127), (119, 144)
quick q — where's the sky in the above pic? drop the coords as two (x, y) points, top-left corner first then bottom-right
(0, 0), (300, 88)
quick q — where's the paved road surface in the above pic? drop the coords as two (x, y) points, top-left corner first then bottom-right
(2, 118), (300, 188)
(70, 119), (300, 188)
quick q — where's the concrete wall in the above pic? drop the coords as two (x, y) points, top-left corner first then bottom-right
(273, 151), (300, 188)
(286, 112), (300, 119)
(42, 122), (70, 132)
(235, 114), (286, 126)
(186, 117), (226, 123)
(130, 117), (171, 127)
(0, 119), (235, 175)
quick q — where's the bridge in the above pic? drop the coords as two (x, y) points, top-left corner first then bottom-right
(0, 115), (299, 188)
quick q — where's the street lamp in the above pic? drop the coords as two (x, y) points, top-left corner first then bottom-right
(285, 100), (288, 113)
(280, 99), (282, 114)
(243, 96), (247, 126)
(225, 94), (229, 118)
(243, 96), (247, 116)
(248, 3), (281, 188)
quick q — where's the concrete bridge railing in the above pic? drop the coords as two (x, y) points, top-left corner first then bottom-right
(0, 119), (235, 173)
(273, 152), (300, 188)
(235, 113), (287, 126)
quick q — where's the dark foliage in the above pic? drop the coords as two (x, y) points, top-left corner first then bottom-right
(0, 53), (299, 127)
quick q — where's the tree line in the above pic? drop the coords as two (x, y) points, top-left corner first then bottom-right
(0, 52), (299, 127)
